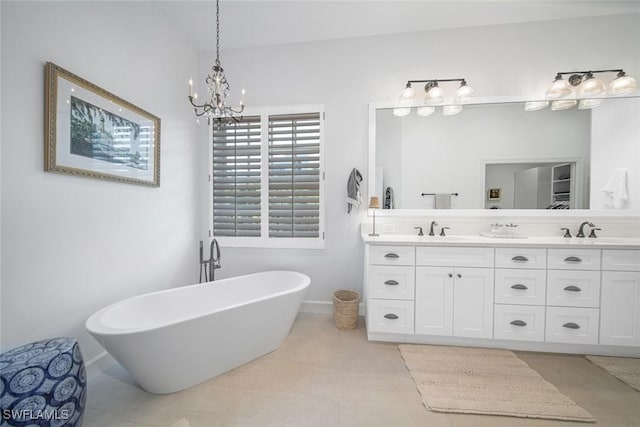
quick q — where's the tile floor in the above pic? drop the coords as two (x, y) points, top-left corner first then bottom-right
(85, 313), (640, 427)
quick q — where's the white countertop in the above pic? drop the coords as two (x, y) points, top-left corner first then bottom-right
(362, 233), (640, 249)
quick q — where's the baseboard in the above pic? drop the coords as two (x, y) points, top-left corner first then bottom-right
(85, 350), (116, 380)
(300, 300), (365, 316)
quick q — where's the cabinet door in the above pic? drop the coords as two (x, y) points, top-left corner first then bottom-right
(415, 267), (453, 336)
(453, 268), (495, 339)
(600, 271), (640, 346)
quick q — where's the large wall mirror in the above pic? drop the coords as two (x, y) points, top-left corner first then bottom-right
(370, 96), (640, 215)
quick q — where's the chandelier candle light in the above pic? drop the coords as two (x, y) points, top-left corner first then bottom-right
(188, 0), (245, 125)
(393, 78), (474, 117)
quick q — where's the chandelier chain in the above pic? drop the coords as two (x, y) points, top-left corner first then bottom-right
(215, 0), (220, 65)
(188, 0), (245, 126)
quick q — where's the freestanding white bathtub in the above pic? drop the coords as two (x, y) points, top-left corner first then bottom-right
(86, 271), (310, 394)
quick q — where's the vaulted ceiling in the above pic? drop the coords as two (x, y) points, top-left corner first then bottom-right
(154, 1), (640, 51)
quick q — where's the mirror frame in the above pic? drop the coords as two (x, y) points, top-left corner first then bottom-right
(368, 96), (640, 218)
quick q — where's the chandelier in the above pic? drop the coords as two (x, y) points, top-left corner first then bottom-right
(188, 0), (245, 125)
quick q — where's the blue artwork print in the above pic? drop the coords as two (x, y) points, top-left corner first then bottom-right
(70, 96), (149, 171)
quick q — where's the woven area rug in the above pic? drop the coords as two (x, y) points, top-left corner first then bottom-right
(399, 344), (595, 422)
(586, 355), (640, 392)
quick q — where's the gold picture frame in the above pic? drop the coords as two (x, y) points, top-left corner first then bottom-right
(44, 62), (160, 187)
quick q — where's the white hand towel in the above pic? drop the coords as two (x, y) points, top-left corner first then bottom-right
(603, 168), (628, 209)
(435, 193), (451, 209)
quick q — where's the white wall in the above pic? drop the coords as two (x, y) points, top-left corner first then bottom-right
(591, 97), (640, 209)
(202, 13), (640, 303)
(0, 0), (200, 369)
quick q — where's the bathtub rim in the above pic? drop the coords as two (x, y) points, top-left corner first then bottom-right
(85, 270), (310, 336)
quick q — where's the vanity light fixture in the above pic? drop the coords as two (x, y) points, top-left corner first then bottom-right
(543, 69), (638, 111)
(188, 0), (245, 126)
(394, 78), (474, 117)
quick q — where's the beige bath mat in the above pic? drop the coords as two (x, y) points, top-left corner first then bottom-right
(399, 344), (594, 422)
(586, 355), (640, 392)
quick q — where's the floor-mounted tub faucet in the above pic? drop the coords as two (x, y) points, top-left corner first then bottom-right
(199, 239), (222, 283)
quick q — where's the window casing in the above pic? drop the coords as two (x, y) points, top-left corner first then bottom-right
(210, 105), (325, 248)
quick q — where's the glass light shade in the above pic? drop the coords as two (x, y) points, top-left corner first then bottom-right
(578, 99), (603, 109)
(545, 78), (572, 99)
(442, 105), (463, 116)
(551, 99), (577, 111)
(416, 106), (435, 117)
(524, 101), (549, 111)
(400, 85), (416, 102)
(392, 107), (411, 117)
(425, 86), (444, 105)
(578, 76), (606, 98)
(455, 84), (474, 103)
(393, 86), (415, 117)
(609, 74), (638, 95)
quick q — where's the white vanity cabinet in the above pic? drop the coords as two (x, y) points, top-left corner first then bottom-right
(600, 250), (640, 346)
(366, 245), (416, 334)
(415, 247), (494, 339)
(364, 240), (640, 357)
(545, 249), (601, 345)
(493, 248), (547, 341)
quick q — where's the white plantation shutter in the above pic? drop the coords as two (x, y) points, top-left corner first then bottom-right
(212, 116), (262, 237)
(268, 113), (321, 238)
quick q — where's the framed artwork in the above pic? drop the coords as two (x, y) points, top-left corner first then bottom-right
(487, 188), (501, 201)
(44, 62), (160, 187)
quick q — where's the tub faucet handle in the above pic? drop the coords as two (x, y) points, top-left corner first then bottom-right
(414, 227), (424, 236)
(561, 228), (572, 238)
(588, 228), (601, 238)
(440, 227), (450, 237)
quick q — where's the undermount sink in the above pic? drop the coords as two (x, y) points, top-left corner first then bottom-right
(588, 237), (637, 244)
(422, 236), (466, 242)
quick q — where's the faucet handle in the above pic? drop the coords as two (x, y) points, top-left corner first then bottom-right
(588, 228), (601, 238)
(561, 227), (572, 238)
(414, 226), (424, 236)
(440, 227), (450, 237)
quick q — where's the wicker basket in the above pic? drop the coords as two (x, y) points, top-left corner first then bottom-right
(332, 290), (360, 331)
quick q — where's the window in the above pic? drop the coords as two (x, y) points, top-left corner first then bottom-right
(210, 106), (324, 248)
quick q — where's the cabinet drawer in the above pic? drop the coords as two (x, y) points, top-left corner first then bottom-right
(416, 246), (494, 268)
(602, 250), (640, 272)
(367, 299), (414, 334)
(545, 307), (599, 345)
(495, 248), (546, 269)
(547, 270), (601, 308)
(369, 246), (415, 266)
(494, 304), (545, 342)
(369, 266), (415, 300)
(547, 249), (601, 270)
(494, 269), (546, 306)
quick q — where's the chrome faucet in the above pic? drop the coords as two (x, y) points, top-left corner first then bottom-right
(199, 239), (222, 283)
(576, 221), (595, 238)
(429, 221), (438, 236)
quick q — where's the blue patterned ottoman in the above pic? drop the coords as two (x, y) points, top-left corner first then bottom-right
(0, 337), (86, 426)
